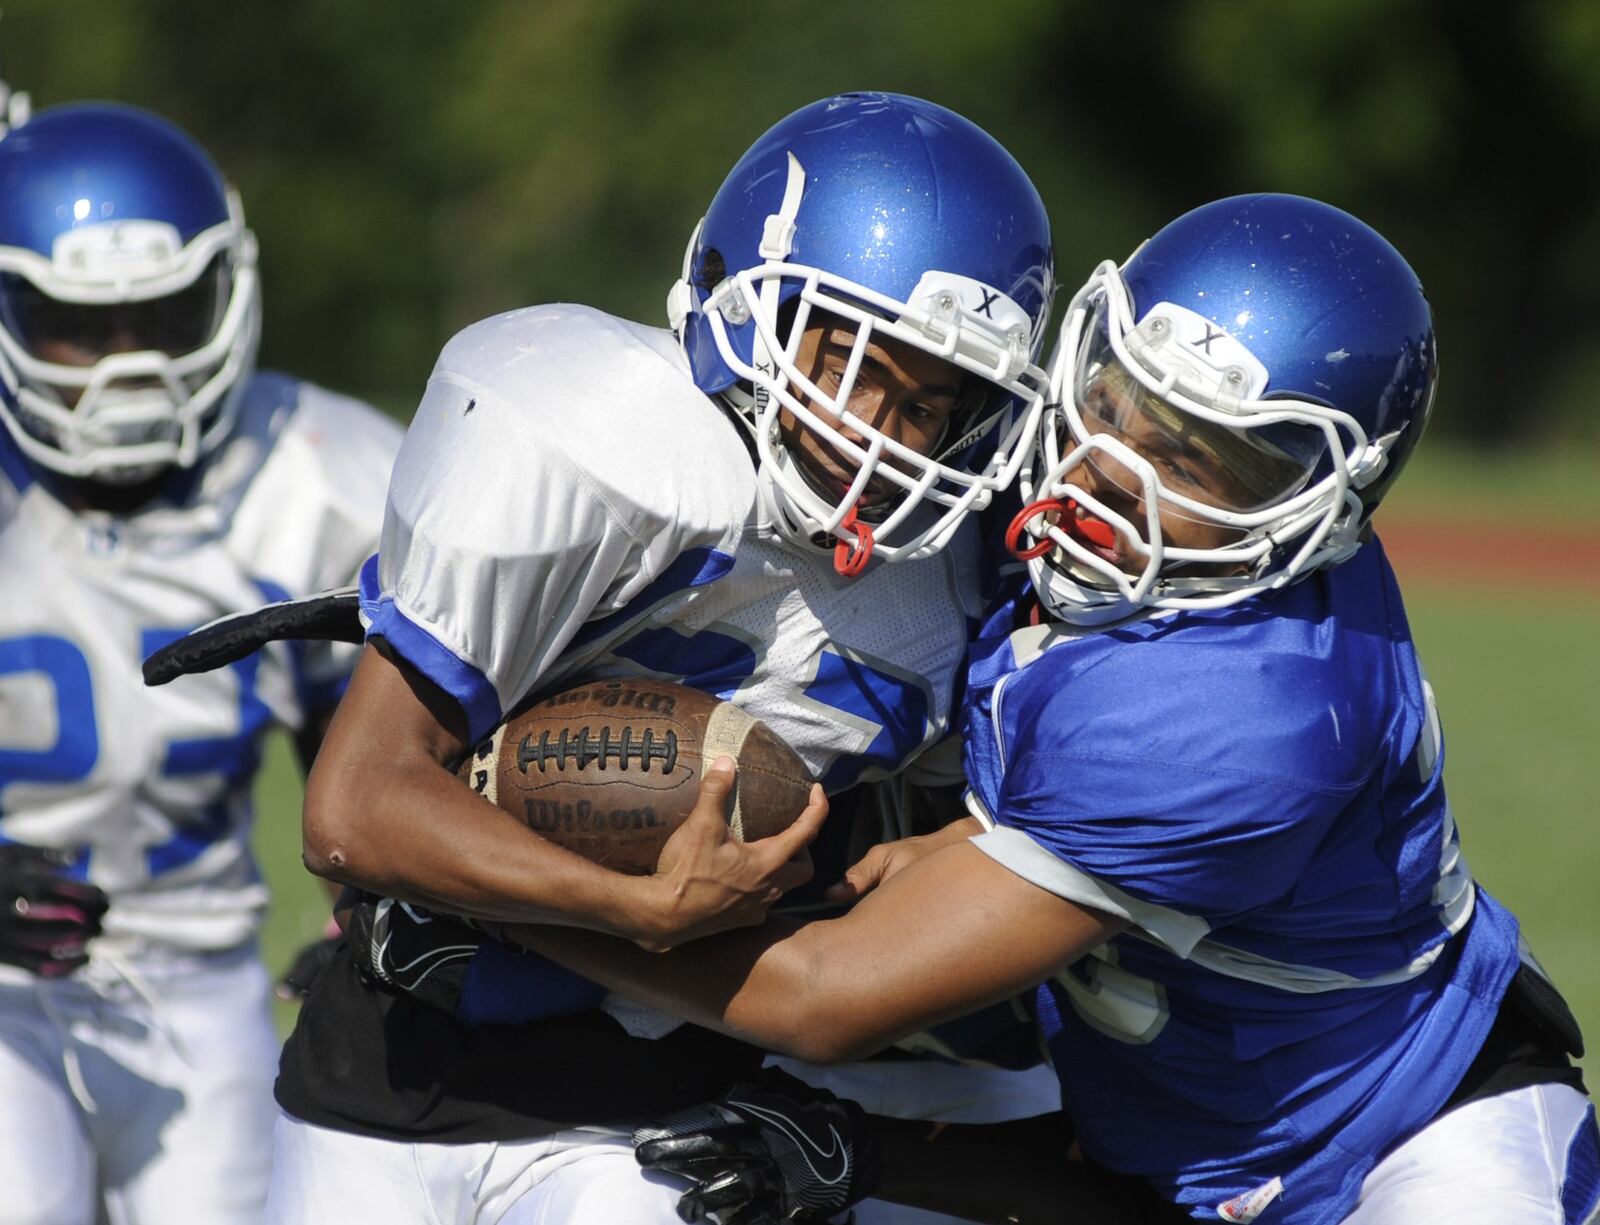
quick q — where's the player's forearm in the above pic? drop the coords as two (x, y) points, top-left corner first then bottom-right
(514, 843), (1127, 1062)
(506, 915), (872, 1059)
(509, 909), (968, 1063)
(302, 754), (658, 939)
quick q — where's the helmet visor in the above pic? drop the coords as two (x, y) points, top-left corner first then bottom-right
(1074, 310), (1322, 514)
(1, 255), (231, 367)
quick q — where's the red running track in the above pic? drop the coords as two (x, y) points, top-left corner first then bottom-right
(1373, 514), (1600, 595)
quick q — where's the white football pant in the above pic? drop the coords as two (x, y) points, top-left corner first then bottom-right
(264, 1113), (692, 1224)
(1345, 1082), (1597, 1224)
(264, 1051), (1059, 1225)
(264, 1069), (1596, 1223)
(0, 945), (277, 1225)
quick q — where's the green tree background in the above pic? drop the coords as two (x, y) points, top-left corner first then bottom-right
(9, 0), (1600, 446)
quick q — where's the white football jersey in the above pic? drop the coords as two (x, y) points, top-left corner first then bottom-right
(0, 373), (401, 954)
(368, 305), (982, 794)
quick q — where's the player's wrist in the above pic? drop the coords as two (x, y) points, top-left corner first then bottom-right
(622, 875), (686, 951)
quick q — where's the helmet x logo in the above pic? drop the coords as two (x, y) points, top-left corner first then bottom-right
(1196, 322), (1226, 354)
(976, 288), (1000, 319)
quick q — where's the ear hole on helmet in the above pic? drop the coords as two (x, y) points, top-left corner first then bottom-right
(693, 246), (727, 291)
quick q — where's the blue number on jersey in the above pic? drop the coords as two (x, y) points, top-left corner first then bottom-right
(0, 631), (268, 877)
(0, 637), (98, 877)
(803, 648), (929, 789)
(612, 626), (928, 789)
(140, 629), (272, 875)
(0, 635), (99, 789)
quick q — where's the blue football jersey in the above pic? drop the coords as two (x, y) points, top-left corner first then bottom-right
(962, 538), (1522, 1224)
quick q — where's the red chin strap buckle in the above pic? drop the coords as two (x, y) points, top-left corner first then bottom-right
(833, 503), (875, 577)
(1005, 498), (1066, 560)
(1005, 498), (1118, 560)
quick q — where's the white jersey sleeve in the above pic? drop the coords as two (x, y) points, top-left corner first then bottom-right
(221, 372), (404, 710)
(365, 305), (757, 741)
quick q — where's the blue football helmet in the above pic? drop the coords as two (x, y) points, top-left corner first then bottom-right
(0, 102), (259, 484)
(1014, 193), (1437, 621)
(669, 92), (1054, 568)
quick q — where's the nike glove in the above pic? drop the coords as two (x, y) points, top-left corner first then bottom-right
(343, 893), (608, 1024)
(344, 894), (483, 1015)
(634, 1066), (880, 1223)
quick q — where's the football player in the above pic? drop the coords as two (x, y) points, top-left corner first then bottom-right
(253, 93), (1062, 1224)
(497, 195), (1598, 1224)
(0, 96), (400, 1224)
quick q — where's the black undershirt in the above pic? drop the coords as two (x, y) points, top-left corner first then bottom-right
(275, 945), (763, 1141)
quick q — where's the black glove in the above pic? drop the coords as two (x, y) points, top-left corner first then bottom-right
(344, 894), (484, 1015)
(274, 933), (345, 1001)
(635, 1067), (880, 1224)
(142, 586), (363, 685)
(0, 844), (109, 978)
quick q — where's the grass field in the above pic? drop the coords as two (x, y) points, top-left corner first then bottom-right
(1382, 441), (1600, 522)
(1400, 590), (1598, 1040)
(250, 443), (1600, 1049)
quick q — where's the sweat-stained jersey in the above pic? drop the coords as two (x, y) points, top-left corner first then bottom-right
(962, 540), (1524, 1225)
(276, 304), (984, 1140)
(0, 373), (401, 956)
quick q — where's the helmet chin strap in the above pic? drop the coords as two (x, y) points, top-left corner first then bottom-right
(750, 151), (808, 380)
(759, 153), (806, 262)
(754, 151), (879, 578)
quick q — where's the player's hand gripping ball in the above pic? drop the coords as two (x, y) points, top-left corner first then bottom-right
(460, 679), (815, 874)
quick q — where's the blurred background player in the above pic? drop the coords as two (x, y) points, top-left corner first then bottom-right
(491, 195), (1597, 1225)
(0, 91), (400, 1223)
(250, 93), (1060, 1225)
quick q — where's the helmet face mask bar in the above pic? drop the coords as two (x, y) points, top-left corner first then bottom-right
(1017, 257), (1393, 622)
(701, 251), (1050, 567)
(0, 103), (261, 487)
(672, 94), (1055, 572)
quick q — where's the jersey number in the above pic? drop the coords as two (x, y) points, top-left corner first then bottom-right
(0, 632), (268, 879)
(1053, 945), (1171, 1046)
(612, 626), (931, 789)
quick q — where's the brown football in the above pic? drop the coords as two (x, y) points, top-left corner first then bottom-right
(458, 678), (815, 874)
